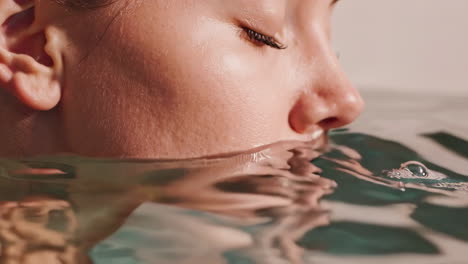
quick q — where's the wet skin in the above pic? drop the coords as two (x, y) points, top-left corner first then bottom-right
(0, 0), (363, 159)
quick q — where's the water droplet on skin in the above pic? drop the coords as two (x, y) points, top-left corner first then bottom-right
(404, 163), (428, 177)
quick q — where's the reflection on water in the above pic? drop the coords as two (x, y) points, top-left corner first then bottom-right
(0, 139), (335, 264)
(0, 94), (467, 264)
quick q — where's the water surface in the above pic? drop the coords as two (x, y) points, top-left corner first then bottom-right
(0, 92), (467, 264)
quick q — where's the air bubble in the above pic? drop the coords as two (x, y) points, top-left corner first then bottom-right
(404, 163), (428, 177)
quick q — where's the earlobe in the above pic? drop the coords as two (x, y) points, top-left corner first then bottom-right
(0, 0), (64, 111)
(0, 47), (61, 111)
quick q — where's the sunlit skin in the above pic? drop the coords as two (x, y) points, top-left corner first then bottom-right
(0, 0), (364, 159)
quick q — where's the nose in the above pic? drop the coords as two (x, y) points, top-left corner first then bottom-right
(288, 58), (364, 134)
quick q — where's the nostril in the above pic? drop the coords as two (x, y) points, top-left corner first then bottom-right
(318, 117), (339, 129)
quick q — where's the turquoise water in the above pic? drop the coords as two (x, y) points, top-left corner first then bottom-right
(0, 92), (467, 263)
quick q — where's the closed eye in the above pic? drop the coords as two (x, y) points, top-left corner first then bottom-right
(242, 27), (287, 50)
(332, 0), (341, 5)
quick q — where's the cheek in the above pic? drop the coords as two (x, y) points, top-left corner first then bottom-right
(166, 32), (294, 140)
(62, 4), (298, 157)
(121, 13), (294, 131)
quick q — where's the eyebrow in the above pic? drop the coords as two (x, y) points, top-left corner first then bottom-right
(332, 0), (341, 5)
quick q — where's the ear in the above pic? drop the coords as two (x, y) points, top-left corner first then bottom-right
(0, 0), (64, 111)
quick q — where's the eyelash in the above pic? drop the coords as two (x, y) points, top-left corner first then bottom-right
(242, 27), (287, 50)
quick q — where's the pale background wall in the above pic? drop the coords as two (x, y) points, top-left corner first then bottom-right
(332, 0), (468, 96)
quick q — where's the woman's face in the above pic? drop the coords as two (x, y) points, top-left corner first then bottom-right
(59, 0), (364, 158)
